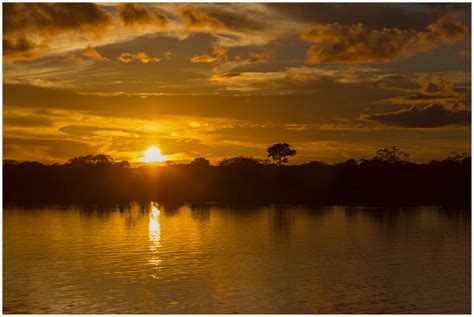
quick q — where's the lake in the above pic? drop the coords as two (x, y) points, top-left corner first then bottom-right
(3, 203), (471, 313)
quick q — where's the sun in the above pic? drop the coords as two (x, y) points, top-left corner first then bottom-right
(142, 146), (168, 163)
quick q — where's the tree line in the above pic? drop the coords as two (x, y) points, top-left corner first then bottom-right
(3, 144), (470, 206)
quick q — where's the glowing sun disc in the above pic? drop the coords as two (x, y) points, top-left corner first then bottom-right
(142, 146), (168, 163)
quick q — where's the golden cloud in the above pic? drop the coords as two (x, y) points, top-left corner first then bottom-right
(190, 55), (219, 63)
(117, 52), (161, 64)
(301, 17), (468, 64)
(190, 44), (228, 63)
(117, 53), (135, 64)
(82, 45), (108, 61)
(136, 52), (161, 63)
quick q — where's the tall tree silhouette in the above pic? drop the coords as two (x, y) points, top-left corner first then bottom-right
(267, 143), (296, 166)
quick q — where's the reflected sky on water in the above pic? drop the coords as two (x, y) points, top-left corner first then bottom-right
(3, 203), (471, 313)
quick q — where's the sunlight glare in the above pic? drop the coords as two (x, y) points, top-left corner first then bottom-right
(142, 146), (168, 163)
(149, 203), (161, 244)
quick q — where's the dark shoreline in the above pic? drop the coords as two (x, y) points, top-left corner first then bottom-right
(4, 155), (470, 207)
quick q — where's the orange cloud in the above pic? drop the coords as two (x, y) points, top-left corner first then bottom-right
(82, 45), (108, 61)
(117, 53), (135, 64)
(285, 72), (318, 81)
(190, 55), (219, 63)
(117, 52), (161, 64)
(213, 44), (228, 57)
(135, 52), (161, 63)
(118, 3), (167, 30)
(301, 17), (468, 64)
(190, 44), (228, 63)
(179, 5), (225, 31)
(209, 72), (242, 82)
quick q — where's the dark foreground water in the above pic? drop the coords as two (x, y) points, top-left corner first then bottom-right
(3, 204), (471, 313)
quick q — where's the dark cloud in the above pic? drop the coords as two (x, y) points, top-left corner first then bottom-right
(420, 77), (454, 95)
(3, 36), (38, 60)
(3, 3), (111, 36)
(424, 3), (470, 19)
(427, 17), (469, 44)
(265, 3), (440, 30)
(3, 3), (111, 60)
(301, 17), (468, 64)
(386, 76), (470, 109)
(118, 3), (167, 30)
(179, 5), (225, 31)
(372, 74), (420, 91)
(362, 104), (471, 128)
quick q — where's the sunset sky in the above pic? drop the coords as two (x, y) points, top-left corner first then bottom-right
(3, 3), (471, 164)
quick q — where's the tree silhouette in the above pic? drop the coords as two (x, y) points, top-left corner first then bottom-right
(65, 154), (128, 167)
(190, 157), (211, 167)
(219, 156), (261, 168)
(267, 143), (296, 166)
(446, 151), (469, 163)
(373, 146), (409, 163)
(2, 151), (470, 206)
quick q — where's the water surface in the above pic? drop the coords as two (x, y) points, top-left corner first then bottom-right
(4, 204), (471, 313)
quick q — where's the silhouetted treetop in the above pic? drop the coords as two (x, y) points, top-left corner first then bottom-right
(373, 146), (409, 163)
(447, 151), (469, 163)
(267, 143), (297, 166)
(219, 156), (262, 168)
(190, 157), (211, 167)
(65, 154), (129, 167)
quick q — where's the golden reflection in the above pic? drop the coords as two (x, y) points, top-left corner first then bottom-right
(148, 202), (161, 277)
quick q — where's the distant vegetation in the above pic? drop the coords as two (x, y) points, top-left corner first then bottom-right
(3, 144), (470, 206)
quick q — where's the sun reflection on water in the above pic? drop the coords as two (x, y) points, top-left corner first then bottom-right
(148, 203), (162, 277)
